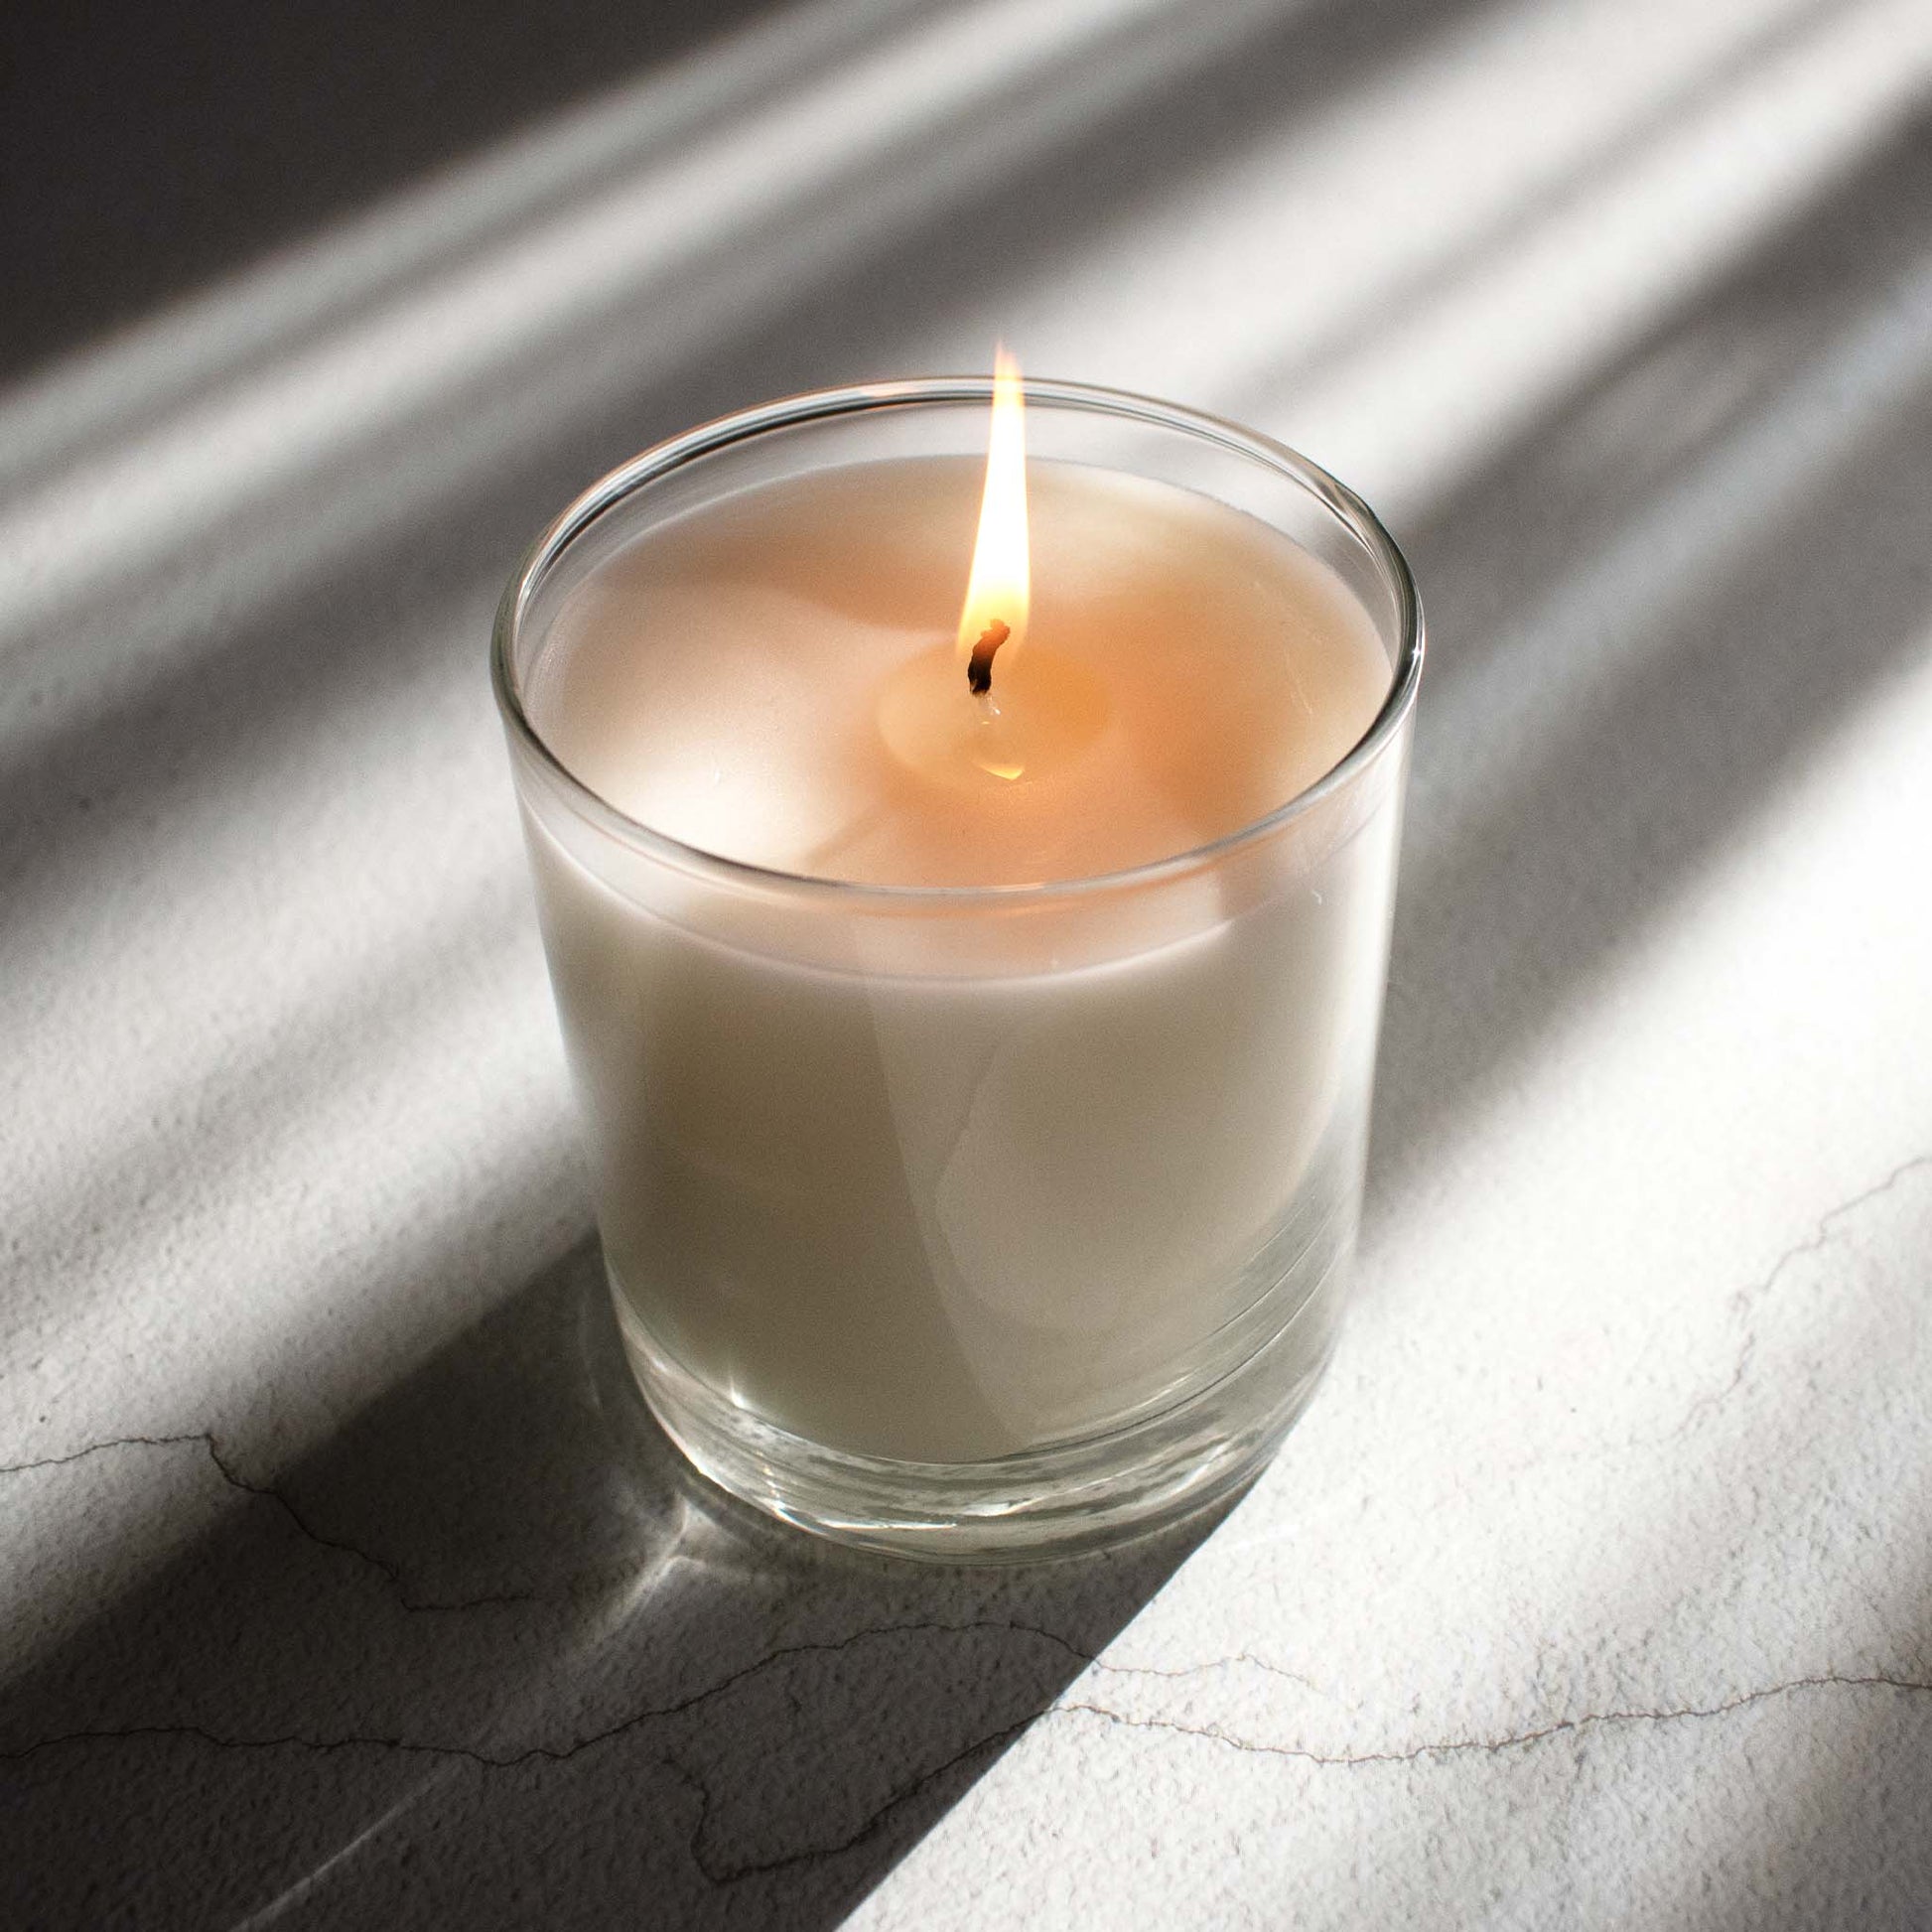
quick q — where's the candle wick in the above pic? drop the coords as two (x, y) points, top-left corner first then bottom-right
(966, 619), (1011, 695)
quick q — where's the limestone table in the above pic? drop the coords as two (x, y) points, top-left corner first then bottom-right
(3, 0), (1931, 1925)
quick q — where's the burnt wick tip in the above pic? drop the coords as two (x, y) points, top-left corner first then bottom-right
(967, 619), (1011, 695)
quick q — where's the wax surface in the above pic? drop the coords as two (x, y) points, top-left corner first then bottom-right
(530, 459), (1388, 887)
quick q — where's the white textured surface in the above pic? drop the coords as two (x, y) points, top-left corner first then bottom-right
(4, 0), (1932, 1925)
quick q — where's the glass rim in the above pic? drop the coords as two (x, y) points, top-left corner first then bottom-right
(492, 374), (1425, 907)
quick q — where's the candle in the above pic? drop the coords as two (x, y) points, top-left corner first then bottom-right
(496, 372), (1421, 1556)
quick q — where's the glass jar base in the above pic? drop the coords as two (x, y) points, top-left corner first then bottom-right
(614, 1267), (1346, 1564)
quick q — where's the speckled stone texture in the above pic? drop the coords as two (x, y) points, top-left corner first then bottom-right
(4, 0), (1932, 1925)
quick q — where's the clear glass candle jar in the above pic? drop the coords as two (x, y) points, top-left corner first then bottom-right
(493, 377), (1422, 1560)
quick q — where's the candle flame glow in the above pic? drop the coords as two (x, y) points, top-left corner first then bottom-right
(956, 346), (1029, 689)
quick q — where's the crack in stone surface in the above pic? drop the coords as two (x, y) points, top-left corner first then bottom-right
(0, 1431), (535, 1612)
(1668, 1152), (1931, 1443)
(11, 1662), (1931, 1889)
(0, 1618), (1081, 1886)
(0, 1702), (1037, 1891)
(663, 1716), (1035, 1887)
(15, 1663), (1926, 1776)
(1056, 1668), (1932, 1768)
(17, 1164), (1925, 1885)
(0, 1433), (211, 1480)
(1089, 1650), (1321, 1694)
(0, 1616), (1090, 1771)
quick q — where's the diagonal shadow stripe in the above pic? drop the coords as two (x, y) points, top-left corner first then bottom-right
(0, 1242), (1232, 1931)
(1369, 118), (1932, 1202)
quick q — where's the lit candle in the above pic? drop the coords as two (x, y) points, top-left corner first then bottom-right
(496, 367), (1421, 1555)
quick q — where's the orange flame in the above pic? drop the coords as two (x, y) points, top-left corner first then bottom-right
(955, 346), (1029, 687)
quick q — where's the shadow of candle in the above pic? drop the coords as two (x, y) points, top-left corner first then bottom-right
(0, 1240), (1227, 1930)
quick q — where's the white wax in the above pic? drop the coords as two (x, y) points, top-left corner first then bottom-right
(518, 458), (1402, 1462)
(530, 461), (1386, 887)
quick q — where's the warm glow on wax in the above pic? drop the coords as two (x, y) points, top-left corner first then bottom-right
(956, 346), (1030, 688)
